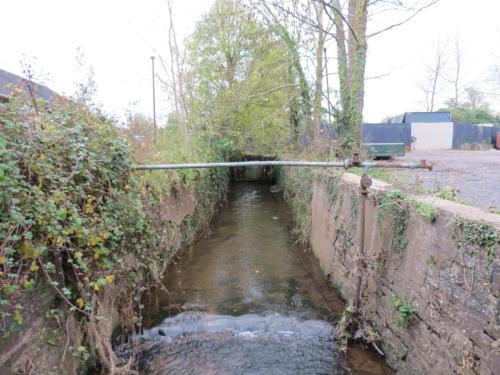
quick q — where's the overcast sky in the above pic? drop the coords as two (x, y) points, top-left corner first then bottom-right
(1, 0), (499, 123)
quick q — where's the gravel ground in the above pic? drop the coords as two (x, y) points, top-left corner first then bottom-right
(390, 149), (500, 211)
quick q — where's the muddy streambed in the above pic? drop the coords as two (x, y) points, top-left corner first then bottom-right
(116, 183), (390, 374)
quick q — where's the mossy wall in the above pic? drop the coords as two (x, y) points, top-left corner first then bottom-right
(280, 169), (500, 374)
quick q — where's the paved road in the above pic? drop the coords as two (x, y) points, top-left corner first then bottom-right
(391, 150), (500, 211)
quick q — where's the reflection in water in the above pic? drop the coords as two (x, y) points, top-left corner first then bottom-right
(116, 183), (390, 374)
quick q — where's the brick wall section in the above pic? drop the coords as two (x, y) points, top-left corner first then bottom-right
(308, 172), (499, 374)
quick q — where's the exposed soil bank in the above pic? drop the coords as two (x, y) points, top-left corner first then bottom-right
(281, 168), (500, 374)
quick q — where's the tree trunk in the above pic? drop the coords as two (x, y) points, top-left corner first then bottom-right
(332, 0), (350, 119)
(346, 0), (368, 150)
(280, 26), (311, 143)
(332, 0), (367, 153)
(312, 4), (325, 146)
(167, 0), (190, 134)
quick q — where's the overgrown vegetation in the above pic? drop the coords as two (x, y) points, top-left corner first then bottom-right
(376, 189), (410, 256)
(1, 98), (142, 340)
(454, 219), (499, 262)
(336, 305), (354, 351)
(413, 201), (438, 223)
(184, 0), (300, 154)
(319, 172), (341, 203)
(318, 172), (358, 251)
(427, 255), (437, 268)
(389, 295), (416, 328)
(278, 167), (314, 244)
(0, 96), (229, 372)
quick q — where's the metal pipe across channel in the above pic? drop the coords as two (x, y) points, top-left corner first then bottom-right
(132, 160), (348, 170)
(132, 160), (432, 170)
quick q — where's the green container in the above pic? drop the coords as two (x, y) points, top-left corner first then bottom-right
(362, 143), (405, 157)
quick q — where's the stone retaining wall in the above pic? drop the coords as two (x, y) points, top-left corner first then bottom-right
(291, 170), (499, 374)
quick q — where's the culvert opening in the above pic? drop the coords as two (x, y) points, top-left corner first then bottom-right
(230, 153), (278, 183)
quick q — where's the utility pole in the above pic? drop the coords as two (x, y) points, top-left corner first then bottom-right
(150, 56), (157, 141)
(324, 48), (332, 127)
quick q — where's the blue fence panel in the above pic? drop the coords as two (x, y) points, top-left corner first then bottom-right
(453, 123), (500, 148)
(317, 123), (411, 145)
(453, 123), (477, 148)
(477, 125), (490, 145)
(479, 125), (500, 144)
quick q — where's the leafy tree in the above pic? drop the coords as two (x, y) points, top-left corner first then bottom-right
(185, 0), (298, 154)
(439, 86), (500, 123)
(439, 106), (500, 124)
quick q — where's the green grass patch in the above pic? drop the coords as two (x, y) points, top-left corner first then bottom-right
(413, 201), (438, 223)
(349, 167), (398, 184)
(437, 187), (471, 205)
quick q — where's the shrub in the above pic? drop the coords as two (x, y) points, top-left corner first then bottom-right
(0, 97), (229, 371)
(413, 201), (438, 223)
(1, 98), (149, 339)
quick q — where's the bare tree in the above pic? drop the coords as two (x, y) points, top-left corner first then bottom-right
(418, 41), (445, 112)
(323, 0), (368, 151)
(255, 0), (322, 144)
(19, 55), (49, 115)
(464, 86), (488, 110)
(166, 0), (188, 124)
(73, 47), (98, 107)
(312, 3), (326, 143)
(152, 0), (190, 135)
(449, 37), (462, 107)
(441, 35), (471, 107)
(323, 0), (440, 150)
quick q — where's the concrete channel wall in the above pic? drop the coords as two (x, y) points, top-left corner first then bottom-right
(301, 171), (499, 374)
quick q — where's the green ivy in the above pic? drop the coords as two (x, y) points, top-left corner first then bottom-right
(0, 97), (229, 370)
(376, 189), (410, 256)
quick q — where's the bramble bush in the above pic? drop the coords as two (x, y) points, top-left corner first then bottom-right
(0, 96), (229, 371)
(0, 96), (158, 356)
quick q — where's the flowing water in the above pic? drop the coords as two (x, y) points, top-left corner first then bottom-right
(116, 182), (390, 374)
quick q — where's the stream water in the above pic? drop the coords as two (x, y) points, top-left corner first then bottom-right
(116, 182), (390, 374)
